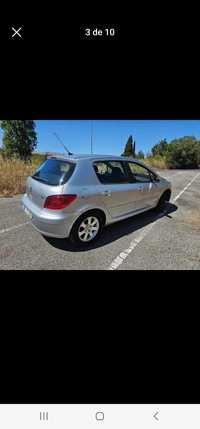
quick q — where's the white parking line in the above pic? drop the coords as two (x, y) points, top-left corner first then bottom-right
(0, 222), (29, 235)
(173, 172), (200, 202)
(107, 171), (200, 270)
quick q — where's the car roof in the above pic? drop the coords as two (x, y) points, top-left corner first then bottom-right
(45, 153), (157, 175)
(47, 153), (143, 163)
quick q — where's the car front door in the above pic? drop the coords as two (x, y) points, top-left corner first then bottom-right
(124, 161), (158, 210)
(93, 160), (142, 218)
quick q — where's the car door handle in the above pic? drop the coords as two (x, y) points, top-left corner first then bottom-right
(102, 190), (111, 196)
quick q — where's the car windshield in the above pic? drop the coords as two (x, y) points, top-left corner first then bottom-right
(32, 159), (75, 186)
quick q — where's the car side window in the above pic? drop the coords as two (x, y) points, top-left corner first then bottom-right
(93, 161), (129, 184)
(127, 162), (151, 183)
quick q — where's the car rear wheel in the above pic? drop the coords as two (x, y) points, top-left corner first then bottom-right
(69, 210), (103, 246)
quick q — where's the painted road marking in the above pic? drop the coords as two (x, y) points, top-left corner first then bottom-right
(0, 222), (29, 235)
(173, 172), (200, 202)
(107, 172), (200, 270)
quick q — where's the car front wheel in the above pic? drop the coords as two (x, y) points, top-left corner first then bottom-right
(156, 190), (171, 211)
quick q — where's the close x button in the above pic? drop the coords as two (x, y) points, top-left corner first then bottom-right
(10, 26), (23, 39)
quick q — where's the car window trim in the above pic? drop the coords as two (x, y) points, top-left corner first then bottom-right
(93, 160), (130, 185)
(124, 161), (155, 183)
(131, 161), (159, 181)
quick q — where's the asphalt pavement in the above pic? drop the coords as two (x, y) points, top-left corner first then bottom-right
(0, 170), (200, 270)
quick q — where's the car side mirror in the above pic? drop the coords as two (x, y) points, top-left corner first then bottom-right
(150, 174), (159, 182)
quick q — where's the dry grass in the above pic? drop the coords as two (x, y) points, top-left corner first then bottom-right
(142, 157), (167, 169)
(0, 156), (40, 197)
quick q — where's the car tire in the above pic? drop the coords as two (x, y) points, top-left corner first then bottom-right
(69, 210), (104, 247)
(156, 190), (171, 211)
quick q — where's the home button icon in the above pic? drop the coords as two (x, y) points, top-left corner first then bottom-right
(95, 411), (104, 421)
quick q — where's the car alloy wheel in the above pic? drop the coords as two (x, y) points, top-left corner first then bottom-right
(78, 216), (100, 242)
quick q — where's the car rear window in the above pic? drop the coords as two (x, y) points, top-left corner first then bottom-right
(32, 159), (75, 186)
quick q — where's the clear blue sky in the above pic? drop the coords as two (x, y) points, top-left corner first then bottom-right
(1, 120), (200, 155)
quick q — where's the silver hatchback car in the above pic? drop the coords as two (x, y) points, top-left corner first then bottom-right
(22, 154), (171, 246)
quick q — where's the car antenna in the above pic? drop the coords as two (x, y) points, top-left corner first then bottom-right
(53, 132), (73, 156)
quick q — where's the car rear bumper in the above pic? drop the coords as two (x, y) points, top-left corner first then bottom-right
(21, 194), (75, 238)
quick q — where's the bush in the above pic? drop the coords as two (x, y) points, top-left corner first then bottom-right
(166, 137), (200, 169)
(144, 156), (167, 169)
(31, 153), (46, 164)
(152, 139), (168, 157)
(137, 150), (145, 159)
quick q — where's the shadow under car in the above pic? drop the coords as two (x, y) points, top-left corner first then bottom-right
(43, 202), (177, 252)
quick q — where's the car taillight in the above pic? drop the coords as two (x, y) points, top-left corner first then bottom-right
(44, 195), (77, 210)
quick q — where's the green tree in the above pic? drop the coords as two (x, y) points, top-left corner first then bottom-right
(152, 138), (168, 157)
(133, 139), (136, 157)
(122, 135), (135, 157)
(0, 120), (37, 161)
(166, 136), (200, 168)
(137, 150), (145, 159)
